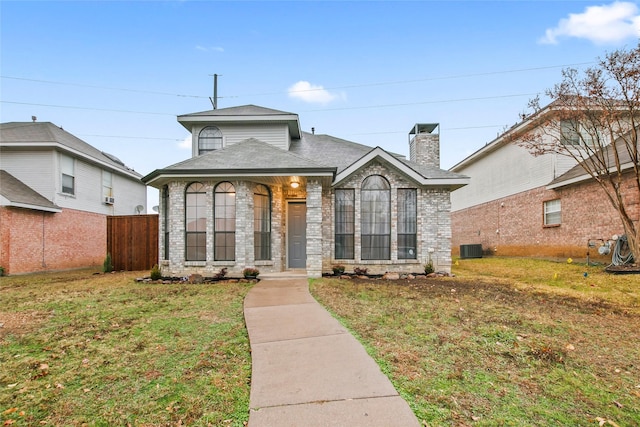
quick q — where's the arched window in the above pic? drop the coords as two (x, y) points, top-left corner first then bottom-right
(185, 182), (206, 261)
(361, 175), (390, 260)
(214, 182), (236, 261)
(254, 184), (271, 260)
(198, 126), (222, 154)
(162, 185), (169, 260)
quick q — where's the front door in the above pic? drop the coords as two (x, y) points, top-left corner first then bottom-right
(287, 202), (306, 268)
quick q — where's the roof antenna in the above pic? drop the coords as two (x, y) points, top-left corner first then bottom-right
(209, 74), (219, 109)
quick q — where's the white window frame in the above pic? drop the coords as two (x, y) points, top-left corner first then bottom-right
(102, 170), (113, 199)
(544, 199), (561, 226)
(60, 154), (75, 195)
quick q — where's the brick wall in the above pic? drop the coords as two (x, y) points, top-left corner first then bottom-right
(0, 207), (106, 274)
(451, 172), (638, 260)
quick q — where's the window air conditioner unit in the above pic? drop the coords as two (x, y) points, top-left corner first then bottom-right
(104, 196), (115, 205)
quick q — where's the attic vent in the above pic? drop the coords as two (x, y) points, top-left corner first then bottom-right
(460, 244), (483, 259)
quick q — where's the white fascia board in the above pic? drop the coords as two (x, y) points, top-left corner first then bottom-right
(178, 114), (302, 138)
(1, 200), (62, 213)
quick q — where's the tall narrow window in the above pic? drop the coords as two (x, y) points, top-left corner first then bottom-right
(361, 175), (391, 260)
(335, 189), (355, 259)
(544, 199), (561, 226)
(198, 126), (222, 154)
(254, 184), (271, 260)
(162, 185), (169, 260)
(102, 171), (113, 199)
(60, 154), (75, 195)
(185, 182), (207, 261)
(214, 182), (236, 261)
(398, 189), (417, 259)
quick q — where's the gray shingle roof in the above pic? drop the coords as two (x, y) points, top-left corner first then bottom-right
(178, 105), (296, 118)
(143, 138), (335, 183)
(0, 122), (142, 178)
(0, 170), (61, 212)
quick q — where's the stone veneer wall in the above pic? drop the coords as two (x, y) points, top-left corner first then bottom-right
(161, 180), (285, 277)
(324, 160), (452, 274)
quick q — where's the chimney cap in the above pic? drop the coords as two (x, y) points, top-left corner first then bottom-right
(409, 123), (439, 136)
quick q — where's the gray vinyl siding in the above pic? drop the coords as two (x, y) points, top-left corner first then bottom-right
(0, 150), (57, 200)
(191, 123), (291, 154)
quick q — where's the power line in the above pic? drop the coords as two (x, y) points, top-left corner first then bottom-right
(1, 76), (208, 99)
(1, 100), (175, 116)
(301, 93), (539, 112)
(0, 61), (593, 100)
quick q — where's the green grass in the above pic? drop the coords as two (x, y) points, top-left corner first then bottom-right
(310, 258), (640, 426)
(0, 269), (252, 426)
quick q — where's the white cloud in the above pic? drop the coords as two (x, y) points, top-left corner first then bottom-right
(196, 45), (224, 52)
(178, 135), (192, 150)
(287, 81), (343, 104)
(539, 1), (640, 45)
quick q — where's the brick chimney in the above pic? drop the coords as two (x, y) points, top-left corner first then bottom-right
(409, 123), (440, 168)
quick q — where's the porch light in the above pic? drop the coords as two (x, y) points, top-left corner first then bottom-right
(290, 181), (300, 189)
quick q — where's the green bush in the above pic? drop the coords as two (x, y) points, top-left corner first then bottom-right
(242, 267), (259, 278)
(424, 259), (434, 275)
(332, 264), (346, 275)
(103, 253), (113, 273)
(150, 264), (162, 280)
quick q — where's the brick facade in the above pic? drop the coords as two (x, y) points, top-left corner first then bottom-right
(0, 207), (106, 275)
(451, 172), (639, 260)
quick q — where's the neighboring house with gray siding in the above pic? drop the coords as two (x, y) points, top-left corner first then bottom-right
(0, 121), (147, 274)
(143, 105), (468, 278)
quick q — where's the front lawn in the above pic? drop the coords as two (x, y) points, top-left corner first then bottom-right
(0, 270), (252, 426)
(311, 258), (640, 426)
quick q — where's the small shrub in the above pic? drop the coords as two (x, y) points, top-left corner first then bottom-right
(424, 260), (434, 275)
(0, 266), (5, 276)
(150, 264), (162, 280)
(214, 267), (228, 280)
(243, 267), (260, 278)
(332, 264), (345, 275)
(353, 267), (368, 275)
(103, 253), (113, 273)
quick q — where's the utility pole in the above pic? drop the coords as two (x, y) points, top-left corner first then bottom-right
(209, 74), (219, 109)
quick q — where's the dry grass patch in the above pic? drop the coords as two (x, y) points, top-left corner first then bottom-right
(311, 258), (640, 426)
(0, 269), (252, 426)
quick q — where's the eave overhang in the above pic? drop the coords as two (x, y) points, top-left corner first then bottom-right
(178, 113), (302, 139)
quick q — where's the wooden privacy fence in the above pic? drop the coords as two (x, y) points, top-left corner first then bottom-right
(107, 214), (158, 271)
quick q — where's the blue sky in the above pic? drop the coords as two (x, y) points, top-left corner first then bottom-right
(2, 1), (639, 211)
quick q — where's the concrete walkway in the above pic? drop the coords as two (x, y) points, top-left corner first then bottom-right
(244, 273), (420, 426)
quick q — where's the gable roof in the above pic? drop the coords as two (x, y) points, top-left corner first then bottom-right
(0, 170), (61, 213)
(334, 147), (469, 189)
(0, 122), (142, 179)
(142, 138), (335, 186)
(177, 104), (302, 138)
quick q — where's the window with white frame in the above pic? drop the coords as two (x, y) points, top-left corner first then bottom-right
(560, 120), (595, 147)
(544, 199), (561, 226)
(60, 154), (75, 195)
(102, 171), (113, 199)
(198, 126), (223, 154)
